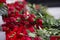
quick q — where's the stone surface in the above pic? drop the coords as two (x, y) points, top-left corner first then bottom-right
(0, 32), (5, 40)
(47, 7), (60, 19)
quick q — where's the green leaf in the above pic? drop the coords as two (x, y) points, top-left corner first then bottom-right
(28, 32), (36, 37)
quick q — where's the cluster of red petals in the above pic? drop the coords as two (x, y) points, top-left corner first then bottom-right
(2, 1), (43, 40)
(0, 0), (6, 3)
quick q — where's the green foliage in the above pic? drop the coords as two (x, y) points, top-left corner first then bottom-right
(36, 28), (60, 40)
(28, 4), (60, 29)
(27, 4), (60, 40)
(1, 3), (60, 40)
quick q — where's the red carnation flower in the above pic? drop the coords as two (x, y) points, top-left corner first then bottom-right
(14, 2), (24, 11)
(30, 14), (36, 18)
(36, 19), (42, 24)
(17, 25), (27, 35)
(3, 17), (10, 23)
(12, 27), (18, 32)
(2, 26), (10, 34)
(25, 36), (32, 40)
(20, 36), (32, 40)
(36, 19), (43, 28)
(24, 21), (29, 25)
(10, 17), (17, 22)
(27, 17), (34, 22)
(15, 11), (20, 17)
(27, 24), (35, 32)
(7, 4), (15, 15)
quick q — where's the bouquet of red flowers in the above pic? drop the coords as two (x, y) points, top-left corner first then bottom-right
(1, 0), (60, 40)
(1, 1), (43, 40)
